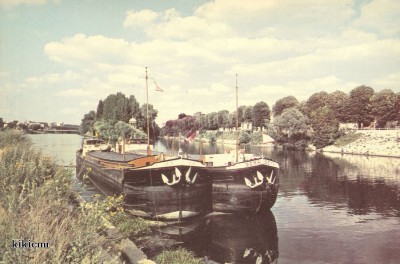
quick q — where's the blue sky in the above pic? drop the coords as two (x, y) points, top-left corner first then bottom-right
(0, 0), (399, 125)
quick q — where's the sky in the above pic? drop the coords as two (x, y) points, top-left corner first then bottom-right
(0, 0), (399, 125)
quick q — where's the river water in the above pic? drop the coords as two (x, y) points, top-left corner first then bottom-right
(29, 134), (400, 264)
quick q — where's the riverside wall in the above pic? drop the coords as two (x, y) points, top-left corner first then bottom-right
(322, 130), (400, 158)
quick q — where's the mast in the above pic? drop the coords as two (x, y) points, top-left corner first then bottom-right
(145, 67), (151, 155)
(235, 74), (239, 163)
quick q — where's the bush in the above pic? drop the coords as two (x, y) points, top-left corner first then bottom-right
(239, 131), (251, 144)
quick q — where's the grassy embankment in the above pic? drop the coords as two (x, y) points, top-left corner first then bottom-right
(323, 130), (400, 157)
(0, 130), (203, 263)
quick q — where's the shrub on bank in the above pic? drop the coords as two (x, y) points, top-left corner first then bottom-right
(100, 195), (151, 240)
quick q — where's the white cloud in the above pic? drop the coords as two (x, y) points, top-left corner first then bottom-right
(194, 0), (355, 38)
(352, 0), (400, 37)
(25, 71), (80, 84)
(0, 0), (58, 8)
(123, 9), (159, 28)
(371, 73), (400, 91)
(44, 34), (132, 67)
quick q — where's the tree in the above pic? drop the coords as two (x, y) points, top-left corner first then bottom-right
(271, 108), (311, 149)
(228, 112), (237, 129)
(272, 96), (299, 116)
(304, 91), (329, 118)
(178, 113), (187, 119)
(80, 111), (96, 135)
(100, 92), (132, 125)
(0, 118), (3, 130)
(95, 100), (104, 119)
(310, 106), (339, 148)
(243, 106), (254, 122)
(217, 110), (229, 128)
(327, 91), (350, 122)
(253, 101), (270, 129)
(137, 103), (158, 136)
(346, 85), (374, 127)
(206, 112), (218, 130)
(369, 89), (398, 127)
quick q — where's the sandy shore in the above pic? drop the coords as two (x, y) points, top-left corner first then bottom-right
(322, 130), (400, 158)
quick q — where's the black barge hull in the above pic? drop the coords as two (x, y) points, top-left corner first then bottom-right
(208, 158), (279, 213)
(76, 151), (212, 220)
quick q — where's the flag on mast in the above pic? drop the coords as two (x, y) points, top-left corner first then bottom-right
(153, 80), (163, 92)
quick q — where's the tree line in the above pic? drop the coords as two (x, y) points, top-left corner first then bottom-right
(80, 92), (160, 141)
(162, 86), (400, 149)
(80, 86), (399, 149)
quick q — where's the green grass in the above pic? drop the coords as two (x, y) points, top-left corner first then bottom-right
(0, 131), (118, 263)
(0, 130), (28, 149)
(334, 132), (363, 147)
(156, 248), (205, 264)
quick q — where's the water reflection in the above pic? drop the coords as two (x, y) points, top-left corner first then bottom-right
(304, 153), (400, 217)
(148, 211), (278, 264)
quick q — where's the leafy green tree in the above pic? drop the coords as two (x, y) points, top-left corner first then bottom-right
(304, 91), (329, 118)
(228, 112), (237, 129)
(94, 120), (114, 139)
(114, 121), (134, 139)
(239, 131), (251, 144)
(346, 85), (374, 127)
(369, 89), (398, 127)
(310, 106), (339, 148)
(217, 110), (229, 128)
(327, 91), (350, 122)
(100, 92), (133, 125)
(137, 103), (158, 136)
(272, 96), (299, 116)
(178, 113), (187, 119)
(95, 100), (104, 119)
(206, 112), (218, 130)
(80, 111), (96, 135)
(396, 93), (400, 123)
(271, 108), (311, 149)
(253, 101), (270, 129)
(244, 106), (254, 122)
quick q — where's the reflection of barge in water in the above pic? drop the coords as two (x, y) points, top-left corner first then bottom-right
(150, 211), (279, 263)
(76, 140), (212, 221)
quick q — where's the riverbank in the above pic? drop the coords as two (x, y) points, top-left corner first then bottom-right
(1, 131), (205, 263)
(322, 130), (400, 158)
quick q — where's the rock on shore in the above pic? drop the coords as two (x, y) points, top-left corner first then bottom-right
(323, 130), (400, 157)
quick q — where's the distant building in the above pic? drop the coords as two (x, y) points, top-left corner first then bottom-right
(241, 121), (252, 131)
(129, 117), (137, 129)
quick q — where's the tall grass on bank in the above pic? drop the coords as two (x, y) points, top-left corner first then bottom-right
(334, 132), (363, 147)
(0, 130), (28, 149)
(0, 131), (118, 263)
